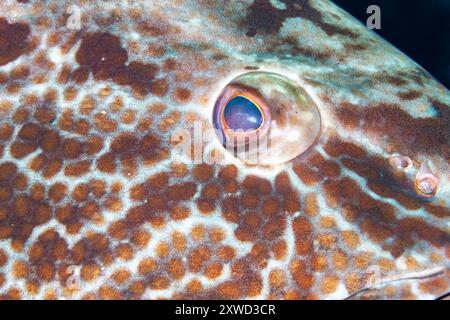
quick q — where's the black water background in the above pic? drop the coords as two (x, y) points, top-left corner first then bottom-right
(333, 0), (450, 89)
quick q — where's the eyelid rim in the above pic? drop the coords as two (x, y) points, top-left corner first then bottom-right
(213, 84), (271, 147)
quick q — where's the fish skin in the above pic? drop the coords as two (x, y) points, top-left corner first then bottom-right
(0, 0), (448, 300)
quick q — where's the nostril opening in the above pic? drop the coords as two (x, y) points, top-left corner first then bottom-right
(414, 162), (439, 198)
(389, 155), (412, 170)
(417, 177), (437, 196)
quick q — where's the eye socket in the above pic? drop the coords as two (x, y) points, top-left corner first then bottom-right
(212, 71), (321, 166)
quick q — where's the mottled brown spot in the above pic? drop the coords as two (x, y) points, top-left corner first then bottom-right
(397, 90), (422, 100)
(290, 259), (314, 290)
(244, 0), (356, 38)
(0, 18), (31, 66)
(64, 160), (91, 176)
(218, 164), (238, 180)
(76, 32), (163, 96)
(335, 102), (449, 157)
(173, 87), (192, 104)
(192, 164), (214, 182)
(97, 152), (116, 173)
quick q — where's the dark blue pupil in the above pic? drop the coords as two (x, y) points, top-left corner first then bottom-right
(223, 96), (263, 131)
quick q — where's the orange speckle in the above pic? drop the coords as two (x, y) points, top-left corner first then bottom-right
(312, 254), (328, 272)
(418, 277), (448, 295)
(81, 293), (97, 300)
(26, 281), (40, 296)
(11, 102), (26, 119)
(159, 111), (180, 131)
(193, 164), (214, 182)
(155, 241), (170, 258)
(0, 124), (13, 140)
(262, 196), (280, 215)
(191, 224), (206, 241)
(112, 269), (131, 284)
(121, 109), (136, 124)
(38, 262), (55, 282)
(292, 216), (312, 236)
(168, 258), (185, 280)
(79, 95), (95, 115)
(186, 279), (202, 294)
(148, 102), (166, 114)
(116, 243), (134, 261)
(86, 135), (104, 155)
(303, 193), (318, 216)
(321, 275), (340, 294)
(218, 282), (241, 299)
(171, 232), (187, 252)
(131, 229), (151, 248)
(63, 86), (78, 101)
(295, 239), (313, 256)
(149, 275), (170, 290)
(378, 258), (395, 272)
(405, 256), (421, 271)
(0, 249), (7, 267)
(6, 288), (22, 299)
(429, 252), (444, 264)
(209, 227), (226, 243)
(64, 160), (91, 177)
(218, 245), (236, 262)
(218, 164), (238, 180)
(138, 257), (156, 275)
(247, 276), (263, 297)
(99, 285), (123, 300)
(81, 263), (101, 282)
(290, 260), (314, 290)
(317, 234), (336, 248)
(342, 230), (360, 249)
(105, 196), (123, 212)
(332, 251), (348, 270)
(284, 289), (300, 300)
(188, 247), (211, 272)
(269, 269), (286, 289)
(97, 153), (116, 173)
(48, 182), (67, 203)
(171, 162), (188, 178)
(345, 273), (363, 293)
(354, 252), (373, 269)
(94, 113), (118, 133)
(204, 263), (223, 279)
(272, 240), (287, 260)
(12, 260), (28, 278)
(320, 216), (336, 228)
(129, 280), (146, 297)
(173, 87), (192, 104)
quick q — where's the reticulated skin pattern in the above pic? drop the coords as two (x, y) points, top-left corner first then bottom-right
(0, 0), (449, 300)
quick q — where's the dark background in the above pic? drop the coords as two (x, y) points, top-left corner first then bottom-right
(333, 0), (450, 89)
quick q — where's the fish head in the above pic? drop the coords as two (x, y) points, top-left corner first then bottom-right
(0, 0), (448, 299)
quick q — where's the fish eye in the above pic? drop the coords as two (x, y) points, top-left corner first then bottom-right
(212, 71), (321, 166)
(223, 96), (263, 132)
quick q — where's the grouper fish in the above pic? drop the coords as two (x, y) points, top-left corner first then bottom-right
(0, 0), (448, 299)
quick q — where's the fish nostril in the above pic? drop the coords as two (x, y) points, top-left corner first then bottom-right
(416, 177), (437, 196)
(414, 162), (439, 198)
(389, 155), (412, 170)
